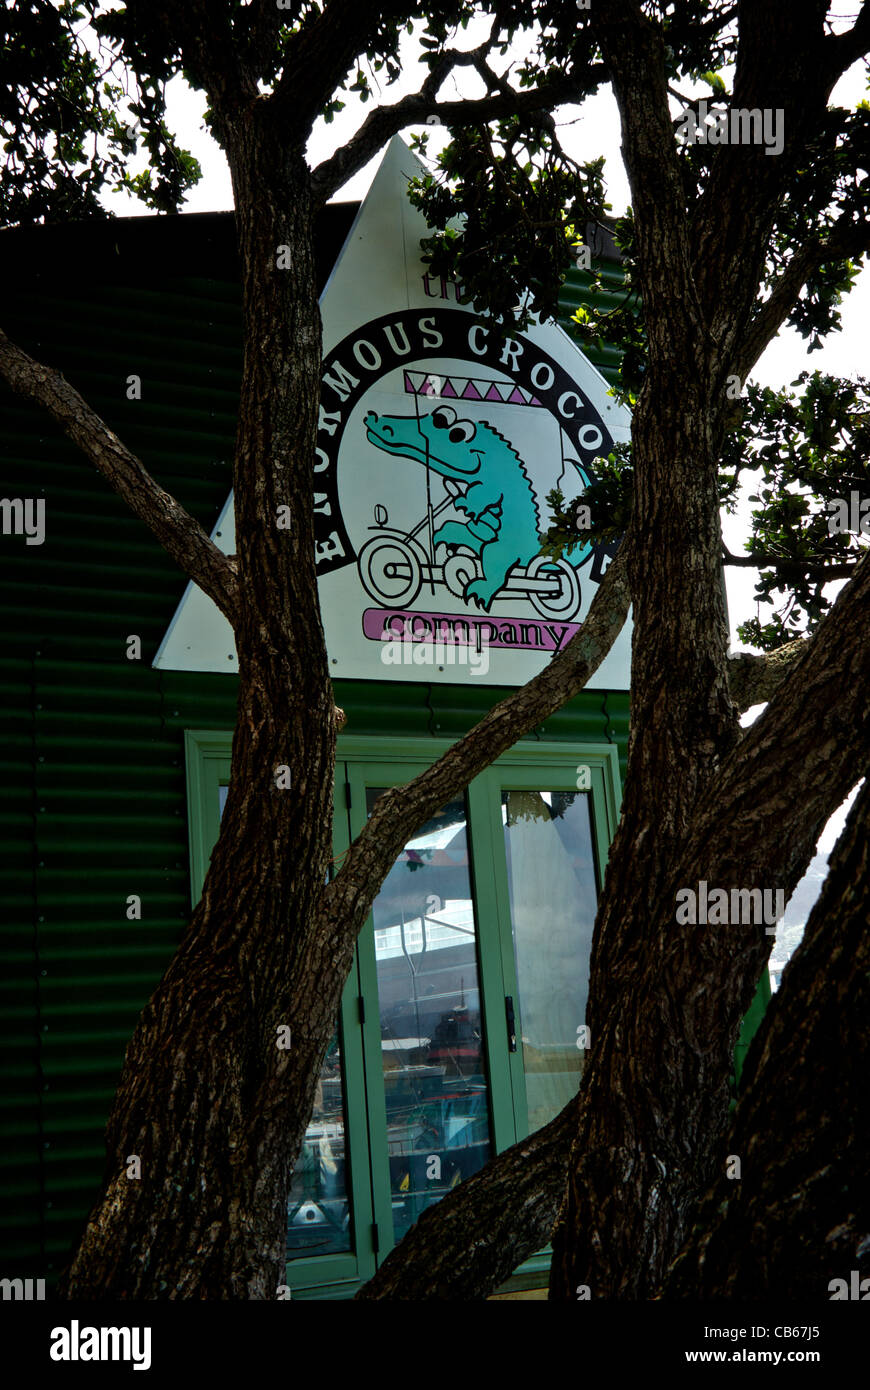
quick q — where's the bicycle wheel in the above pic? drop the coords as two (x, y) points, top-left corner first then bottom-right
(443, 550), (483, 601)
(357, 535), (423, 606)
(527, 555), (581, 620)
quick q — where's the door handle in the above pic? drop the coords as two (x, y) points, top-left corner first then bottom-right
(504, 996), (517, 1052)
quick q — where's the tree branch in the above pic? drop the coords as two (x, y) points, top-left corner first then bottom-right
(357, 1094), (579, 1299)
(679, 551), (870, 910)
(310, 68), (590, 207)
(735, 240), (826, 383)
(723, 545), (858, 582)
(725, 640), (805, 713)
(360, 552), (869, 1300)
(545, 551), (870, 1299)
(736, 219), (870, 383)
(0, 328), (240, 625)
(316, 540), (631, 949)
(822, 2), (870, 83)
(691, 2), (862, 369)
(589, 1), (704, 354)
(125, 0), (257, 119)
(271, 0), (387, 129)
(240, 0), (291, 78)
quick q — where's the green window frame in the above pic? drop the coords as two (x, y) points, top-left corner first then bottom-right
(185, 731), (378, 1299)
(184, 729), (622, 1297)
(341, 736), (620, 1292)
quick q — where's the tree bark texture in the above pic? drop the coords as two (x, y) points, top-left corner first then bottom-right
(541, 0), (870, 1301)
(60, 117), (339, 1298)
(665, 775), (870, 1299)
(547, 543), (870, 1299)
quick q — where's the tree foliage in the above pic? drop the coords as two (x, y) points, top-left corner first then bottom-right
(0, 0), (201, 225)
(406, 1), (870, 650)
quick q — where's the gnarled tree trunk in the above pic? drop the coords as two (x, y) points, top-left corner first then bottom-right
(60, 120), (339, 1299)
(666, 774), (870, 1298)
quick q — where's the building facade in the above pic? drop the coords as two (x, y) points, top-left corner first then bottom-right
(0, 141), (768, 1299)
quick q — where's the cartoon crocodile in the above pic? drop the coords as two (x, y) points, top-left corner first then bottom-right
(364, 403), (589, 611)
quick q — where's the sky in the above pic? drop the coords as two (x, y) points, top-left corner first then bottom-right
(101, 12), (867, 931)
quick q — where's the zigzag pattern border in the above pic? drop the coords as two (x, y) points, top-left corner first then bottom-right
(403, 369), (544, 408)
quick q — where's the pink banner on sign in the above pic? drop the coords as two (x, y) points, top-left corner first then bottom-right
(362, 608), (580, 655)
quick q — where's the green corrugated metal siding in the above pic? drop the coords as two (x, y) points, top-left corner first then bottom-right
(1, 270), (244, 1279)
(0, 217), (629, 1283)
(561, 260), (630, 387)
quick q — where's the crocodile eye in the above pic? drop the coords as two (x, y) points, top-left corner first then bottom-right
(448, 420), (476, 444)
(431, 406), (456, 430)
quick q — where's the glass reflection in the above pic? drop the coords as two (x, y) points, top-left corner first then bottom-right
(367, 789), (492, 1243)
(502, 789), (598, 1134)
(285, 1031), (353, 1257)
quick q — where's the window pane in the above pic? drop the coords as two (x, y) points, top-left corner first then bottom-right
(286, 1030), (353, 1258)
(367, 788), (492, 1245)
(502, 790), (598, 1134)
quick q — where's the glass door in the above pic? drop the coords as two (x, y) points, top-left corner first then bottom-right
(345, 744), (620, 1270)
(284, 777), (378, 1296)
(468, 755), (616, 1145)
(500, 786), (599, 1133)
(352, 774), (496, 1249)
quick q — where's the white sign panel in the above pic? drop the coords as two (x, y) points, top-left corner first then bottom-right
(156, 137), (632, 688)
